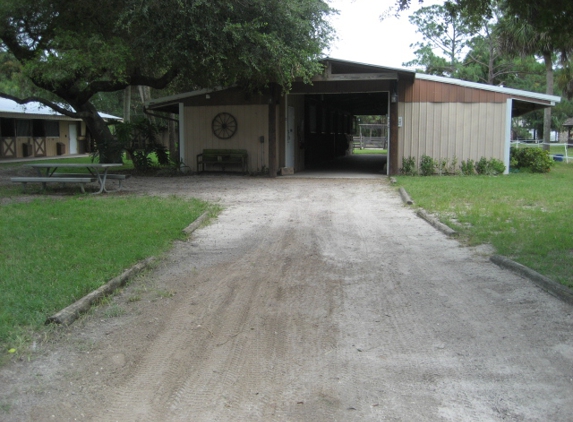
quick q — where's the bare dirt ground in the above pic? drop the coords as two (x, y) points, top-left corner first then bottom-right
(1, 172), (572, 421)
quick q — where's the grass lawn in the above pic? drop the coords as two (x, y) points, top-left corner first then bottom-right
(394, 162), (573, 289)
(0, 187), (216, 357)
(353, 148), (387, 155)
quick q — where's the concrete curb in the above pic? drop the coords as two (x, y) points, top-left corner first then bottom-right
(46, 257), (156, 326)
(183, 210), (210, 234)
(46, 211), (210, 326)
(490, 255), (573, 306)
(399, 187), (413, 205)
(416, 209), (458, 237)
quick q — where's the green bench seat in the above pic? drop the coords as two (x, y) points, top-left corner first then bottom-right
(197, 149), (248, 174)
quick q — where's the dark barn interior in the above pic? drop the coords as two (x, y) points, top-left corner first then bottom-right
(303, 92), (389, 172)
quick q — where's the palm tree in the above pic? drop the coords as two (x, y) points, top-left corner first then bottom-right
(498, 15), (573, 149)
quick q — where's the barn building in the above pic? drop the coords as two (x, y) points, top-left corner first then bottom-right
(146, 59), (561, 176)
(0, 98), (120, 160)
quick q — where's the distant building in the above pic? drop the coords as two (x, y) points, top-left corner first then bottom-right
(0, 98), (121, 159)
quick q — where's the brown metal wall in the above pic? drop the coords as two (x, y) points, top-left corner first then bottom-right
(404, 79), (509, 103)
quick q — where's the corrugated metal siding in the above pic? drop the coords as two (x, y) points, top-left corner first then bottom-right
(184, 105), (269, 172)
(400, 101), (507, 164)
(404, 79), (508, 104)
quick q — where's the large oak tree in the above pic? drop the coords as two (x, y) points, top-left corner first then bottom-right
(0, 0), (334, 162)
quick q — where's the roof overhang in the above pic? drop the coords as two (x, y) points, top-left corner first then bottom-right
(146, 58), (561, 118)
(416, 73), (561, 116)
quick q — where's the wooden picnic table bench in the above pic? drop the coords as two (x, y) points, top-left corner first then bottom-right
(10, 176), (97, 193)
(10, 163), (125, 194)
(197, 149), (248, 174)
(50, 173), (131, 189)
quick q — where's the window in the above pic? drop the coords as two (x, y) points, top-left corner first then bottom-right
(33, 119), (45, 136)
(16, 119), (32, 137)
(0, 118), (15, 137)
(44, 120), (60, 137)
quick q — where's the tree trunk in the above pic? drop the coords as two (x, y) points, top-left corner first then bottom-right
(76, 101), (123, 163)
(123, 87), (131, 123)
(543, 52), (553, 151)
(138, 86), (153, 122)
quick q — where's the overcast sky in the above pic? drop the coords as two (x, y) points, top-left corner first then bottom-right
(326, 0), (444, 69)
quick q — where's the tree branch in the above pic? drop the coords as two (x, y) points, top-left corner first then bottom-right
(0, 93), (80, 118)
(81, 68), (180, 100)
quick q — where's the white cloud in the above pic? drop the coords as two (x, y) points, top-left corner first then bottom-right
(326, 0), (444, 69)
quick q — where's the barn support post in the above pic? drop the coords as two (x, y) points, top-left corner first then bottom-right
(268, 84), (278, 177)
(389, 93), (399, 175)
(179, 103), (185, 171)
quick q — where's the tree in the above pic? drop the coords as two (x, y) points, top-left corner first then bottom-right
(403, 3), (475, 77)
(0, 0), (334, 162)
(393, 0), (573, 34)
(496, 11), (573, 148)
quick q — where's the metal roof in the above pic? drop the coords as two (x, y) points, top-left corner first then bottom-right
(0, 97), (121, 120)
(146, 58), (561, 115)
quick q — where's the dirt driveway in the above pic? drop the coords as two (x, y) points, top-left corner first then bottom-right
(1, 174), (572, 421)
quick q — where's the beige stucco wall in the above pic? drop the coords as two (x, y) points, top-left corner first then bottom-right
(398, 101), (507, 166)
(183, 105), (269, 173)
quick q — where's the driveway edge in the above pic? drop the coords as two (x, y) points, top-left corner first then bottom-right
(490, 255), (573, 305)
(416, 209), (459, 237)
(399, 187), (414, 205)
(46, 211), (210, 326)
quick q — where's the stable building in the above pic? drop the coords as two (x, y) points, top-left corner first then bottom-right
(146, 58), (561, 176)
(0, 98), (120, 160)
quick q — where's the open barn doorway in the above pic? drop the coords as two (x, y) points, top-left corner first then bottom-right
(302, 92), (389, 176)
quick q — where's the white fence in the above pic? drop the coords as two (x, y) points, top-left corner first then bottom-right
(511, 141), (572, 163)
(353, 136), (388, 149)
(354, 123), (389, 149)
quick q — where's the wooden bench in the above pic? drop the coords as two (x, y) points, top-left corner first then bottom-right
(51, 173), (131, 189)
(11, 176), (97, 193)
(197, 149), (248, 174)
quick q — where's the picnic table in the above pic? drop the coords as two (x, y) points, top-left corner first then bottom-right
(11, 163), (128, 194)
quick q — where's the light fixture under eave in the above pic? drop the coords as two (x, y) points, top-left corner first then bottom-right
(206, 94), (211, 99)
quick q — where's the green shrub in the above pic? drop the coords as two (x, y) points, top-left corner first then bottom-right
(510, 147), (554, 173)
(116, 118), (169, 172)
(488, 158), (506, 175)
(460, 159), (475, 175)
(474, 157), (506, 175)
(419, 155), (436, 176)
(448, 156), (459, 175)
(401, 156), (417, 175)
(475, 157), (489, 174)
(437, 157), (449, 175)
